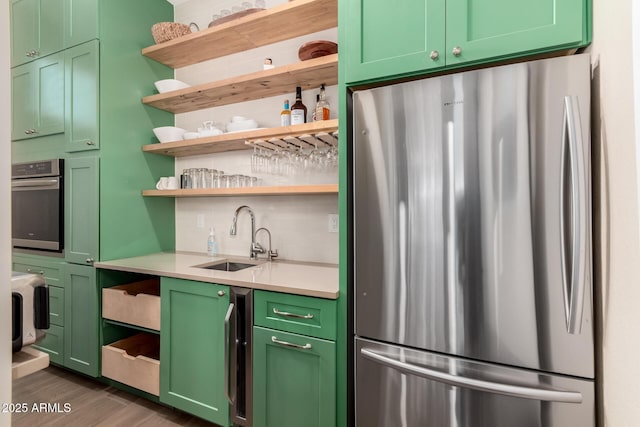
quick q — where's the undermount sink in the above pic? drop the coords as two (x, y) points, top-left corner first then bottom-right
(198, 261), (258, 272)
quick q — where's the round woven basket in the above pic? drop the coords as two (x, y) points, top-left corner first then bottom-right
(151, 22), (191, 44)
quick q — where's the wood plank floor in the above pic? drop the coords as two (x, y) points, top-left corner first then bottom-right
(12, 366), (219, 426)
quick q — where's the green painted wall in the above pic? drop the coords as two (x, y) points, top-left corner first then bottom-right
(97, 0), (175, 260)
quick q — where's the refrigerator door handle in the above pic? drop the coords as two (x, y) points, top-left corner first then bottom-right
(360, 347), (584, 404)
(560, 95), (588, 335)
(224, 302), (235, 405)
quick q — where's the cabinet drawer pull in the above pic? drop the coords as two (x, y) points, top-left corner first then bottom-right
(26, 268), (44, 275)
(271, 336), (312, 350)
(273, 307), (313, 319)
(452, 46), (462, 57)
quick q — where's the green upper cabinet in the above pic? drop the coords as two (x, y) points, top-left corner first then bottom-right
(342, 0), (591, 84)
(343, 0), (445, 83)
(445, 0), (587, 66)
(11, 0), (64, 67)
(64, 0), (98, 49)
(10, 0), (97, 67)
(160, 278), (231, 427)
(65, 156), (99, 265)
(11, 51), (65, 141)
(65, 41), (99, 152)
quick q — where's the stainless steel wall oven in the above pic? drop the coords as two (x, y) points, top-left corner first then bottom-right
(12, 159), (64, 252)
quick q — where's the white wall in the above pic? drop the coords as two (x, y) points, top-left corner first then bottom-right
(588, 0), (640, 424)
(1, 0), (12, 424)
(171, 0), (339, 263)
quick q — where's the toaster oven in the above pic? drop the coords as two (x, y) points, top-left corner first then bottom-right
(11, 272), (49, 353)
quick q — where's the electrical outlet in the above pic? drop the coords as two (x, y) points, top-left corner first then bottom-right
(328, 214), (339, 233)
(196, 214), (205, 229)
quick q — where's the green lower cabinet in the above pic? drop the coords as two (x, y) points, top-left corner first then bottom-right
(160, 277), (231, 426)
(47, 285), (64, 327)
(32, 324), (64, 365)
(64, 263), (99, 377)
(253, 326), (336, 427)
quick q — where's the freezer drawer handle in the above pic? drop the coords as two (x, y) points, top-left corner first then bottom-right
(272, 307), (313, 319)
(271, 336), (312, 350)
(360, 348), (583, 404)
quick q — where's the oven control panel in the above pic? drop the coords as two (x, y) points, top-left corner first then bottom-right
(12, 159), (63, 178)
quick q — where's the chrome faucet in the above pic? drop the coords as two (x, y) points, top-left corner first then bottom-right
(255, 227), (278, 261)
(230, 205), (264, 259)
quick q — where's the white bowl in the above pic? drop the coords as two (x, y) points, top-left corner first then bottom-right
(231, 115), (249, 123)
(153, 126), (186, 143)
(154, 79), (190, 93)
(226, 119), (258, 133)
(183, 131), (200, 140)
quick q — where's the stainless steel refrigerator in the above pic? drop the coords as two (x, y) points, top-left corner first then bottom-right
(352, 54), (594, 426)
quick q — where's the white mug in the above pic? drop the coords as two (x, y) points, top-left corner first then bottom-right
(157, 176), (179, 190)
(166, 176), (179, 190)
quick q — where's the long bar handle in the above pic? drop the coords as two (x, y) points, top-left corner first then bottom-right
(272, 307), (314, 319)
(361, 348), (583, 404)
(271, 336), (312, 350)
(561, 96), (588, 335)
(11, 179), (59, 187)
(224, 302), (235, 405)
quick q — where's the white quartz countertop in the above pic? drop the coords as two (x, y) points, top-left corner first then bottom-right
(95, 252), (339, 299)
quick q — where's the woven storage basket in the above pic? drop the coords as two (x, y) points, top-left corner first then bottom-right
(151, 22), (191, 44)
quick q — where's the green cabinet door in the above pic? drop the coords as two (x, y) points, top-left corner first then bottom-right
(253, 326), (336, 427)
(160, 278), (231, 426)
(64, 263), (99, 377)
(65, 156), (99, 265)
(11, 63), (35, 140)
(445, 0), (588, 66)
(65, 40), (99, 152)
(10, 0), (64, 66)
(64, 0), (98, 48)
(10, 52), (64, 141)
(343, 0), (445, 84)
(32, 324), (64, 365)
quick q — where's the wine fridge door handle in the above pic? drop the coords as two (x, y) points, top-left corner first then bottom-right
(224, 302), (235, 405)
(361, 348), (583, 404)
(561, 96), (588, 335)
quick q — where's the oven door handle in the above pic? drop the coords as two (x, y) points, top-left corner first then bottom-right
(12, 179), (60, 188)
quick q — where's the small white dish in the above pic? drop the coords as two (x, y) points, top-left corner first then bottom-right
(231, 115), (249, 123)
(183, 131), (200, 140)
(226, 119), (259, 133)
(197, 128), (224, 137)
(154, 79), (191, 93)
(153, 126), (186, 143)
(225, 127), (266, 134)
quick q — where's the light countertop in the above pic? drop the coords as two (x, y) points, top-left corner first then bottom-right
(95, 252), (339, 299)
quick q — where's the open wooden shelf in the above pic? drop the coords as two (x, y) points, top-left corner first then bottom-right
(142, 0), (337, 68)
(143, 120), (339, 157)
(142, 184), (338, 197)
(142, 54), (338, 114)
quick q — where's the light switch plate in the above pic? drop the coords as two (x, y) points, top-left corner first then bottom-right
(328, 214), (339, 233)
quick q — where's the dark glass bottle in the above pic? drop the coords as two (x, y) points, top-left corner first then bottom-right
(290, 86), (307, 125)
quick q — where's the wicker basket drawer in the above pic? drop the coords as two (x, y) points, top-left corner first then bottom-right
(102, 333), (160, 396)
(102, 279), (160, 330)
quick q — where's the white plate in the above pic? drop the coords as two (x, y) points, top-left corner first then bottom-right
(225, 127), (267, 134)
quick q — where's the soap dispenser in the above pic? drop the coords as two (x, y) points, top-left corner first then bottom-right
(207, 227), (218, 256)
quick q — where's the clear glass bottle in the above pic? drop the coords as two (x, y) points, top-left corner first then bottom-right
(312, 94), (320, 121)
(280, 99), (291, 126)
(290, 86), (307, 125)
(316, 83), (330, 121)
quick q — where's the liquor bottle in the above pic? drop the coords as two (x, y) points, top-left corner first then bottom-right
(312, 94), (320, 121)
(280, 99), (291, 126)
(315, 83), (330, 121)
(290, 86), (307, 125)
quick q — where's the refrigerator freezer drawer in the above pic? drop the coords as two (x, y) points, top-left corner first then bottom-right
(355, 338), (594, 427)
